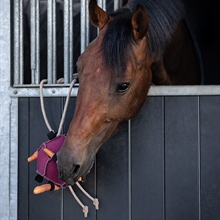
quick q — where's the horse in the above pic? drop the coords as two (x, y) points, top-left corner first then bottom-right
(57, 0), (201, 185)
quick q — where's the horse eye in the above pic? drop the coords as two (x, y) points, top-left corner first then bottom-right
(116, 83), (130, 93)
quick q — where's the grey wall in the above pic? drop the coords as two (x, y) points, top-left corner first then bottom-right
(18, 95), (220, 220)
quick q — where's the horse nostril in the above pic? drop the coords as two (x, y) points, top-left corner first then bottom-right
(73, 164), (80, 174)
(59, 164), (81, 183)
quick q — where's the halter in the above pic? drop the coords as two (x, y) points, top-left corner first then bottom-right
(39, 74), (99, 217)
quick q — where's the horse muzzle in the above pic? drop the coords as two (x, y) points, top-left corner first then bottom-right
(57, 150), (95, 185)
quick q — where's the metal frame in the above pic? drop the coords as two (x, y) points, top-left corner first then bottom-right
(9, 86), (220, 98)
(0, 1), (17, 219)
(0, 0), (219, 219)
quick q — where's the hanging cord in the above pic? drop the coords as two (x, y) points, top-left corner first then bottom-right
(68, 186), (89, 218)
(40, 79), (53, 132)
(39, 74), (78, 135)
(57, 78), (76, 136)
(76, 182), (99, 210)
(39, 74), (99, 217)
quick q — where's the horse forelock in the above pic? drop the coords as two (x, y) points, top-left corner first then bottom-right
(102, 8), (134, 78)
(101, 0), (185, 78)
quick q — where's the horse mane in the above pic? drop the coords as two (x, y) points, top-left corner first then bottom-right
(102, 0), (185, 76)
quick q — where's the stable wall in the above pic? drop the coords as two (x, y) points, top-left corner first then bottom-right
(18, 94), (220, 220)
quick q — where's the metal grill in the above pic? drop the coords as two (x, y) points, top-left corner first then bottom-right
(13, 0), (123, 87)
(11, 0), (220, 95)
(1, 1), (220, 219)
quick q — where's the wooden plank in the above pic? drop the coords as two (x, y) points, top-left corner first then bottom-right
(18, 98), (30, 219)
(28, 97), (63, 219)
(96, 121), (129, 220)
(131, 97), (165, 220)
(62, 97), (76, 134)
(165, 96), (199, 220)
(200, 96), (220, 220)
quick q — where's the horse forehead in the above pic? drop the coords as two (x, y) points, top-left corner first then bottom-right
(83, 28), (106, 54)
(78, 41), (105, 74)
(78, 58), (112, 89)
(78, 41), (114, 82)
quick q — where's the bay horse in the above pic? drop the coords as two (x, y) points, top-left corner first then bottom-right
(57, 0), (201, 185)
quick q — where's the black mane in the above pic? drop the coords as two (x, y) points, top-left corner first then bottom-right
(102, 0), (185, 76)
(102, 8), (134, 76)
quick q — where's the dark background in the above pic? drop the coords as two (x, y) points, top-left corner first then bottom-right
(183, 0), (220, 84)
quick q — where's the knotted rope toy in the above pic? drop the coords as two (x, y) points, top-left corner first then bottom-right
(27, 75), (99, 217)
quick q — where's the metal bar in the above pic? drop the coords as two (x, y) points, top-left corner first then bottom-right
(97, 0), (106, 11)
(30, 0), (40, 84)
(52, 0), (57, 83)
(47, 0), (53, 84)
(35, 0), (40, 84)
(64, 0), (70, 83)
(47, 0), (56, 84)
(114, 0), (123, 11)
(85, 0), (90, 47)
(0, 0), (12, 218)
(80, 0), (85, 53)
(69, 0), (73, 82)
(80, 0), (89, 53)
(14, 0), (20, 85)
(64, 0), (74, 83)
(147, 85), (220, 96)
(9, 85), (220, 97)
(30, 0), (36, 83)
(19, 0), (24, 84)
(10, 87), (79, 97)
(10, 98), (19, 220)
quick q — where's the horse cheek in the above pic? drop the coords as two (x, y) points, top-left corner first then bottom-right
(128, 69), (152, 119)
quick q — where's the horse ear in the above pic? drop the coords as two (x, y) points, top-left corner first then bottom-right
(131, 5), (149, 40)
(89, 0), (110, 30)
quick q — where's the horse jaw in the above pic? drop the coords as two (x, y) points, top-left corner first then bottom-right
(57, 116), (119, 185)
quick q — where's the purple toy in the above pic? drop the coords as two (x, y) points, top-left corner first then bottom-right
(28, 134), (69, 194)
(36, 134), (68, 188)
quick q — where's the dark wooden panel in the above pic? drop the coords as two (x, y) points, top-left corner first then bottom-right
(96, 121), (129, 220)
(165, 96), (199, 220)
(28, 97), (63, 220)
(131, 97), (165, 220)
(18, 95), (220, 220)
(18, 98), (30, 219)
(62, 97), (76, 134)
(200, 96), (220, 220)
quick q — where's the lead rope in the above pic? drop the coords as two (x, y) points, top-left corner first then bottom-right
(39, 74), (99, 217)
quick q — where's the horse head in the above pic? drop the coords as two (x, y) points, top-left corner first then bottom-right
(57, 0), (153, 185)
